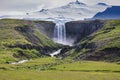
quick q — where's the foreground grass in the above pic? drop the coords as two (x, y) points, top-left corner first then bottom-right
(0, 70), (120, 80)
(52, 61), (120, 72)
(0, 57), (120, 80)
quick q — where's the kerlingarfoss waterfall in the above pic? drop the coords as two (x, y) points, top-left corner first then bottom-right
(53, 21), (67, 45)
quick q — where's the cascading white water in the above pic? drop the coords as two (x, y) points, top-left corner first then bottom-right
(53, 21), (67, 44)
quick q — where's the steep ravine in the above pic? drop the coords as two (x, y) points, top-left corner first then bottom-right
(0, 19), (119, 63)
(57, 20), (106, 57)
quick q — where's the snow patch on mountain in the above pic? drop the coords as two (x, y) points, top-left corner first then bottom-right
(23, 0), (109, 20)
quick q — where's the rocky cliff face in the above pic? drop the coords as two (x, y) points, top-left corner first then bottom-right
(65, 20), (105, 43)
(35, 20), (105, 45)
(34, 21), (55, 39)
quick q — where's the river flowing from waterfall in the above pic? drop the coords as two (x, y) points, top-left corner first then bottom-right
(50, 49), (62, 57)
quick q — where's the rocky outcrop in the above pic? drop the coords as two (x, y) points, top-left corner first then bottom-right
(65, 20), (105, 43)
(76, 47), (120, 62)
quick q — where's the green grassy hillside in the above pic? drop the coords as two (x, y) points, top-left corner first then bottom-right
(63, 20), (120, 62)
(0, 19), (59, 63)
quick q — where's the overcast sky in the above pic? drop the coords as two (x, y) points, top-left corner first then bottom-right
(0, 0), (120, 15)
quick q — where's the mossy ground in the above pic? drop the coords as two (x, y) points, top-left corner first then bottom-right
(0, 57), (120, 80)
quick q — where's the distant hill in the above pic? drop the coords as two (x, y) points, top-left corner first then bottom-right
(92, 6), (120, 19)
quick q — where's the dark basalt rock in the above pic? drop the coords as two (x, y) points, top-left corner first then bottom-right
(65, 20), (105, 43)
(77, 47), (120, 62)
(34, 21), (55, 39)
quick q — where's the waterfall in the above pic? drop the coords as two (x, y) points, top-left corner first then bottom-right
(53, 21), (66, 45)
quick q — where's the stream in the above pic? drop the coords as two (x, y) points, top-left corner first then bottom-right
(50, 49), (62, 57)
(11, 60), (28, 64)
(11, 49), (62, 64)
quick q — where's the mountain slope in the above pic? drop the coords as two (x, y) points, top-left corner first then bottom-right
(0, 19), (59, 63)
(61, 20), (120, 62)
(92, 6), (120, 19)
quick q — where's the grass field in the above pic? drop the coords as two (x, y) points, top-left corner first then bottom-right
(0, 57), (120, 80)
(0, 70), (120, 80)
